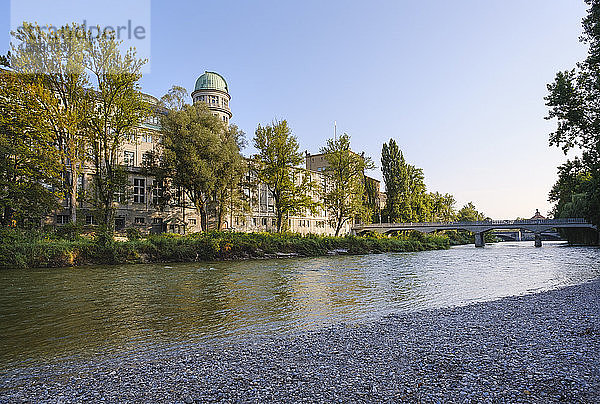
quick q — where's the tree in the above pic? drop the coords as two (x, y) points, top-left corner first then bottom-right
(213, 124), (247, 230)
(320, 133), (374, 236)
(159, 85), (188, 111)
(427, 192), (457, 222)
(457, 202), (486, 222)
(161, 102), (244, 231)
(10, 23), (91, 224)
(0, 71), (63, 226)
(252, 120), (316, 232)
(381, 139), (428, 223)
(364, 176), (381, 223)
(84, 27), (149, 237)
(545, 0), (600, 226)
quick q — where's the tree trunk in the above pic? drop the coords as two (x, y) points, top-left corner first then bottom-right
(276, 210), (283, 233)
(70, 163), (77, 224)
(199, 204), (208, 232)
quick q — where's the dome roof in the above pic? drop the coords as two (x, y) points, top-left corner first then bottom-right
(194, 71), (228, 93)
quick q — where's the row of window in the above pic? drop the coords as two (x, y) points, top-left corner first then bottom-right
(125, 132), (153, 143)
(145, 115), (160, 126)
(195, 95), (229, 108)
(252, 217), (277, 227)
(57, 213), (332, 230)
(123, 150), (154, 167)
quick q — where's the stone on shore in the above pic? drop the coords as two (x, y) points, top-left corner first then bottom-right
(1, 280), (599, 402)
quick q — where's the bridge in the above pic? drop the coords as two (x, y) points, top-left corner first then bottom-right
(351, 218), (598, 247)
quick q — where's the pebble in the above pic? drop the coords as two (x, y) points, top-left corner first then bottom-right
(1, 280), (599, 403)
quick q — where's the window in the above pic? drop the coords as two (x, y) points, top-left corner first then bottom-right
(85, 215), (98, 225)
(56, 215), (69, 224)
(124, 151), (135, 167)
(152, 180), (164, 205)
(140, 132), (152, 142)
(134, 217), (145, 224)
(262, 218), (267, 226)
(133, 178), (145, 203)
(115, 217), (125, 230)
(142, 151), (152, 167)
(153, 217), (163, 224)
(188, 218), (197, 225)
(223, 98), (228, 107)
(114, 183), (126, 204)
(272, 219), (276, 226)
(253, 218), (257, 226)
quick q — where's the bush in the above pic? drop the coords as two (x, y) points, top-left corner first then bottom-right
(0, 230), (450, 269)
(52, 223), (82, 241)
(126, 227), (142, 241)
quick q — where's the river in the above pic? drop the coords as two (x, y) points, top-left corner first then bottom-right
(1, 241), (599, 369)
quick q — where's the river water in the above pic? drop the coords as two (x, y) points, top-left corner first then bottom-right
(1, 241), (599, 369)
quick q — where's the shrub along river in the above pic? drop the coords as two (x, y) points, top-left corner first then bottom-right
(1, 241), (599, 370)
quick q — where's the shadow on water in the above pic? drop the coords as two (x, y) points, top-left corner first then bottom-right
(0, 241), (598, 368)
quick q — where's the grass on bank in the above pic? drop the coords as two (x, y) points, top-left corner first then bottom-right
(0, 227), (449, 269)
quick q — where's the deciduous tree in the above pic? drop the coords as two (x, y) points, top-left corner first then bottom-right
(161, 102), (244, 231)
(84, 27), (149, 237)
(545, 0), (600, 226)
(0, 71), (63, 226)
(10, 23), (91, 224)
(381, 139), (428, 223)
(252, 120), (316, 232)
(320, 133), (374, 236)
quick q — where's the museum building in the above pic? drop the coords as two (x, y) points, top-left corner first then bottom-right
(54, 71), (378, 236)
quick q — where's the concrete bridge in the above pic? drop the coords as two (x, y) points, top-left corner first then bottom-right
(351, 218), (598, 247)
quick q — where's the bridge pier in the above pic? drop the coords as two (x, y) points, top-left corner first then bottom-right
(534, 233), (542, 248)
(475, 232), (485, 248)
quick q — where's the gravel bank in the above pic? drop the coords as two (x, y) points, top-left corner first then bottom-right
(1, 280), (599, 403)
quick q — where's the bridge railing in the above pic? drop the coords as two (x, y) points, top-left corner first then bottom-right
(353, 218), (591, 229)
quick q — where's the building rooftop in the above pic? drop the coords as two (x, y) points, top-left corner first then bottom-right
(194, 71), (229, 93)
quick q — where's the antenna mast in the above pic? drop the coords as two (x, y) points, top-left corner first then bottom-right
(334, 120), (337, 141)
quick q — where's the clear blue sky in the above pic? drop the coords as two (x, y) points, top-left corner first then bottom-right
(0, 0), (589, 219)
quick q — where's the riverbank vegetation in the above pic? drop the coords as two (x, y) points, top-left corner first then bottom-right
(545, 0), (600, 244)
(0, 228), (449, 269)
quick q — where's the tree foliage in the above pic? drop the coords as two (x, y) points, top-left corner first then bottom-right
(252, 120), (317, 232)
(84, 28), (149, 236)
(457, 202), (487, 222)
(6, 22), (149, 236)
(320, 133), (374, 236)
(545, 0), (600, 226)
(160, 101), (245, 231)
(0, 71), (63, 226)
(381, 139), (429, 222)
(10, 23), (91, 224)
(427, 192), (457, 222)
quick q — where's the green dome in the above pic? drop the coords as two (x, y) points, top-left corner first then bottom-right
(194, 71), (228, 93)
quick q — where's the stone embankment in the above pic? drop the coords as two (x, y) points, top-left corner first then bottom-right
(1, 280), (599, 402)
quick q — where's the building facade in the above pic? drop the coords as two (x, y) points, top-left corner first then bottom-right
(52, 71), (377, 236)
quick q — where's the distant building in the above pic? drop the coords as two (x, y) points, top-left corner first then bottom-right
(191, 71), (232, 125)
(531, 209), (546, 220)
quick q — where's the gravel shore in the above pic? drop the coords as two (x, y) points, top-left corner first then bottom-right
(2, 279), (599, 403)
